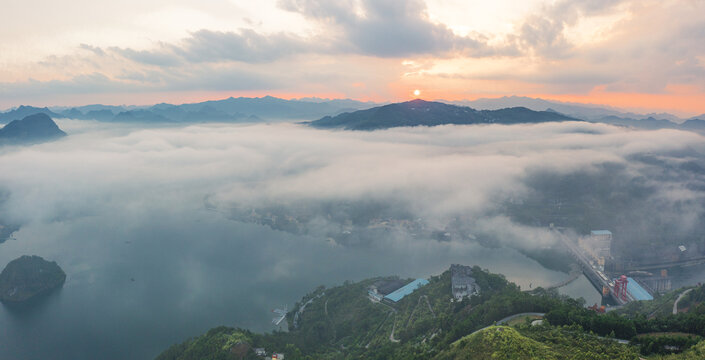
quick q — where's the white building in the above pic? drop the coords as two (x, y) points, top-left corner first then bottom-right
(451, 264), (479, 301)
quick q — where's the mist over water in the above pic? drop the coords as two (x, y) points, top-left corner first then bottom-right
(0, 210), (568, 360)
(1, 119), (704, 359)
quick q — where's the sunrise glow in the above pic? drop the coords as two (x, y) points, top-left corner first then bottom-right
(0, 0), (703, 115)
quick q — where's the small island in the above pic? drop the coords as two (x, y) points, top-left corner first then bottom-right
(0, 255), (66, 303)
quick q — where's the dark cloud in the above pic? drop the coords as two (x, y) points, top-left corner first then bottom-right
(516, 15), (572, 58)
(104, 29), (322, 66)
(175, 29), (314, 63)
(79, 43), (105, 56)
(278, 0), (503, 57)
(78, 27), (312, 68)
(110, 45), (184, 67)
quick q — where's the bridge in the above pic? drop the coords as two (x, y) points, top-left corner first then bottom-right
(621, 257), (705, 272)
(554, 230), (628, 305)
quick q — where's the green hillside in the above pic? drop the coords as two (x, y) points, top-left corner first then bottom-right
(155, 268), (705, 360)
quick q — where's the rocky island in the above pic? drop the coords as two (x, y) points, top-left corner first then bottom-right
(0, 255), (66, 303)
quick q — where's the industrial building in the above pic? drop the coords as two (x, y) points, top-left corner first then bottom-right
(368, 277), (430, 303)
(367, 278), (407, 302)
(613, 275), (654, 302)
(451, 264), (479, 301)
(625, 277), (653, 301)
(384, 279), (429, 302)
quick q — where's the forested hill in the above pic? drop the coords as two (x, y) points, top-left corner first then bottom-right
(308, 99), (577, 130)
(155, 266), (705, 360)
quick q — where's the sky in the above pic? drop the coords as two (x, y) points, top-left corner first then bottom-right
(1, 0), (704, 115)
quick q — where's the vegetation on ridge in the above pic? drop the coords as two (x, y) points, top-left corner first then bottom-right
(155, 267), (705, 360)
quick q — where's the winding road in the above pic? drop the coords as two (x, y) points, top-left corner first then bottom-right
(673, 288), (694, 314)
(495, 312), (546, 325)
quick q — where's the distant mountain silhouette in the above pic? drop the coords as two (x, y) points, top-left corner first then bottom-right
(84, 109), (115, 121)
(0, 113), (67, 145)
(595, 115), (679, 130)
(173, 95), (373, 120)
(681, 118), (705, 131)
(452, 96), (684, 123)
(112, 110), (172, 123)
(309, 99), (577, 130)
(38, 96), (376, 123)
(0, 106), (62, 123)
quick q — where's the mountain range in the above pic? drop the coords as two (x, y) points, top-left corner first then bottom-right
(0, 96), (376, 125)
(1, 96), (704, 133)
(451, 96), (705, 122)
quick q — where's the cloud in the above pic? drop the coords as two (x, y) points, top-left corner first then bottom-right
(79, 44), (106, 57)
(18, 119), (705, 359)
(510, 0), (627, 58)
(109, 29), (316, 65)
(101, 0), (510, 68)
(1, 120), (704, 255)
(278, 0), (507, 57)
(110, 45), (184, 67)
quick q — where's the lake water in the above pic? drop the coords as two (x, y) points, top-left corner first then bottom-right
(0, 211), (597, 360)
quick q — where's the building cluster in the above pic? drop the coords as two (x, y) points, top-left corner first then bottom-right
(579, 230), (612, 270)
(451, 264), (479, 301)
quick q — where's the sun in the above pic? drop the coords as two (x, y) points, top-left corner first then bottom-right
(413, 89), (421, 97)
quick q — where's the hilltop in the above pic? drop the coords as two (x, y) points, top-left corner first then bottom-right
(0, 113), (67, 145)
(308, 99), (577, 130)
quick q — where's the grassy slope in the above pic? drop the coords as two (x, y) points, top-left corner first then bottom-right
(649, 340), (705, 359)
(435, 325), (642, 360)
(435, 326), (558, 360)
